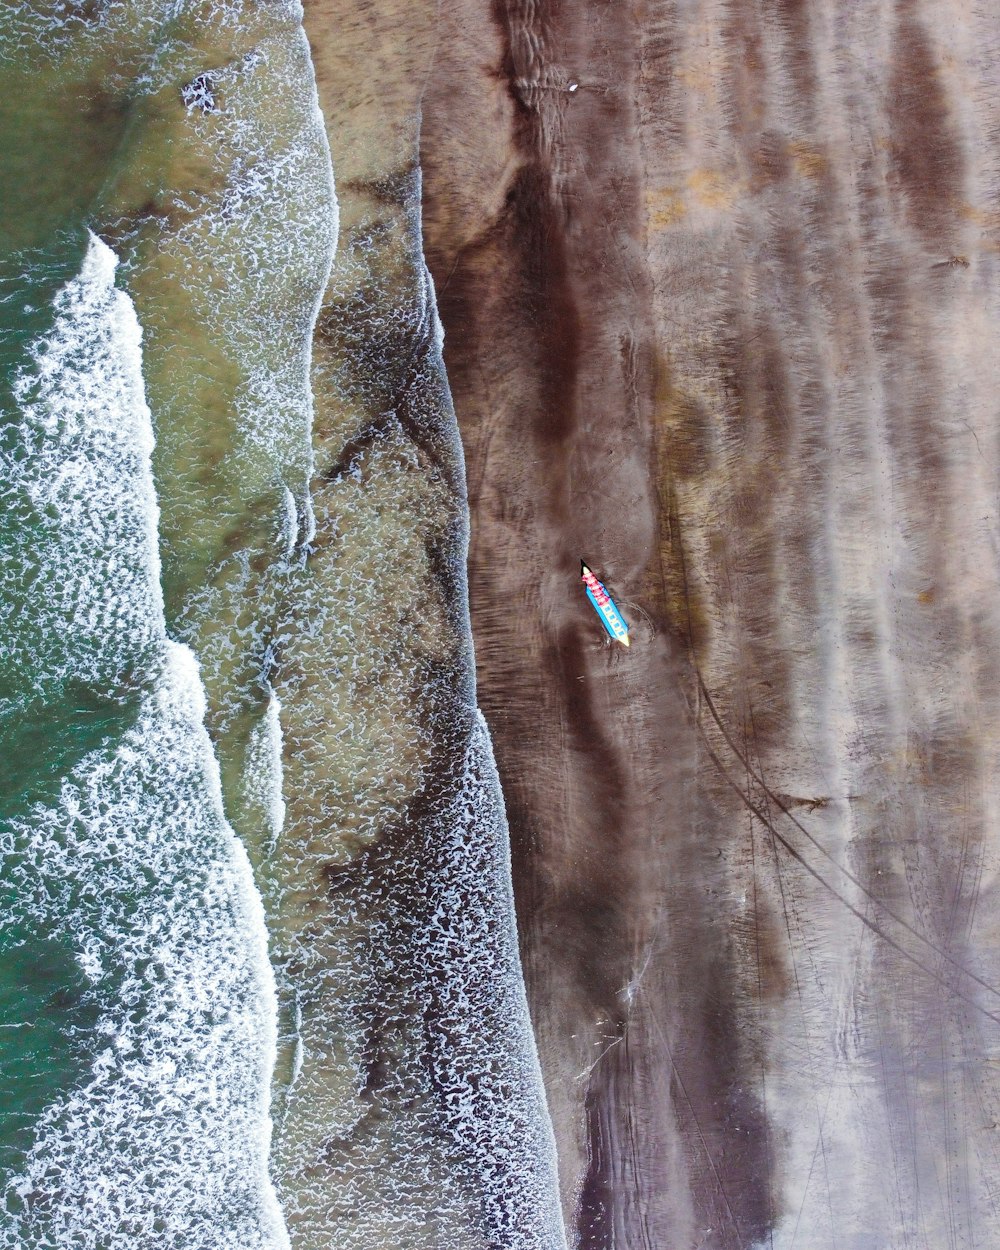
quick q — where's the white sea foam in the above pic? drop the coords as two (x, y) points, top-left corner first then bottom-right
(1, 235), (162, 703)
(244, 691), (287, 855)
(419, 237), (566, 1245)
(263, 182), (568, 1244)
(0, 0), (304, 69)
(1, 645), (289, 1249)
(278, 486), (299, 562)
(152, 24), (337, 521)
(418, 712), (566, 1249)
(0, 235), (289, 1248)
(153, 24), (336, 735)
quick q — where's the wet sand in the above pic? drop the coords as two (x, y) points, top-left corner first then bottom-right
(266, 4), (564, 1245)
(416, 0), (1000, 1246)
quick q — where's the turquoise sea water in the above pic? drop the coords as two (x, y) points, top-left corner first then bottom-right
(0, 4), (327, 1243)
(0, 229), (290, 1247)
(0, 230), (124, 1191)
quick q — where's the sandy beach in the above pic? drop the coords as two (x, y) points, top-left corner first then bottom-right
(416, 1), (1000, 1246)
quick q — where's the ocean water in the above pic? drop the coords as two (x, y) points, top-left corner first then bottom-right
(0, 235), (287, 1246)
(0, 3), (564, 1247)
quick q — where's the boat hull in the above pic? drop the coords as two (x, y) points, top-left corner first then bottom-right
(581, 562), (630, 646)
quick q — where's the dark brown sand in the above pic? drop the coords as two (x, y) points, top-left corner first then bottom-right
(421, 4), (774, 1242)
(418, 1), (1000, 1246)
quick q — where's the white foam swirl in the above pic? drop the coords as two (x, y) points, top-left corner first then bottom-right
(0, 234), (289, 1249)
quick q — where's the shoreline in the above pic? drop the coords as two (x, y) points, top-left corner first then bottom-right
(4, 1), (1000, 1245)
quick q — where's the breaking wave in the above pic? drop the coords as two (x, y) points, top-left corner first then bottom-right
(0, 234), (288, 1248)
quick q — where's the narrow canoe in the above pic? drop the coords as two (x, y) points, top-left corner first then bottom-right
(580, 560), (630, 646)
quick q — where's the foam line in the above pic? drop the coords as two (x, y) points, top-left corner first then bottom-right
(0, 234), (289, 1249)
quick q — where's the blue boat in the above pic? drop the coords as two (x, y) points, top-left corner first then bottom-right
(581, 561), (630, 646)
